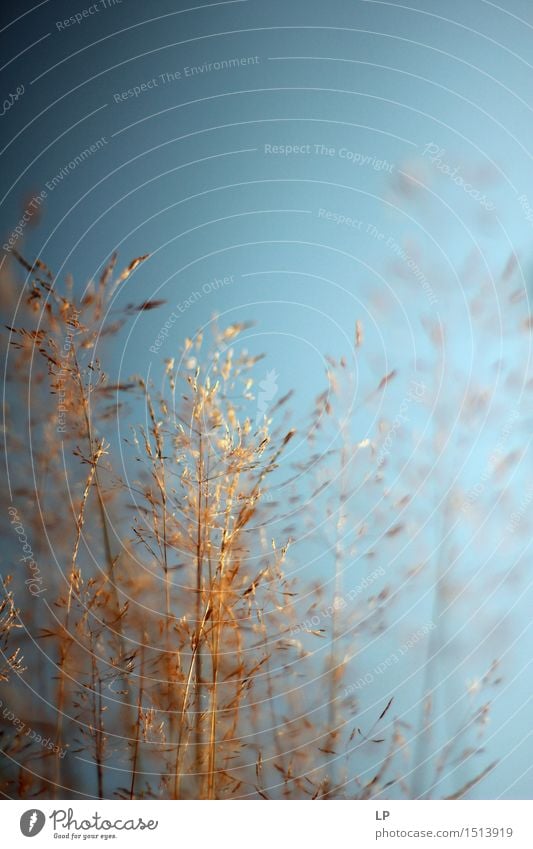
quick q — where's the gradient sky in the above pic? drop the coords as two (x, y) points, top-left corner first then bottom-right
(1, 0), (532, 799)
